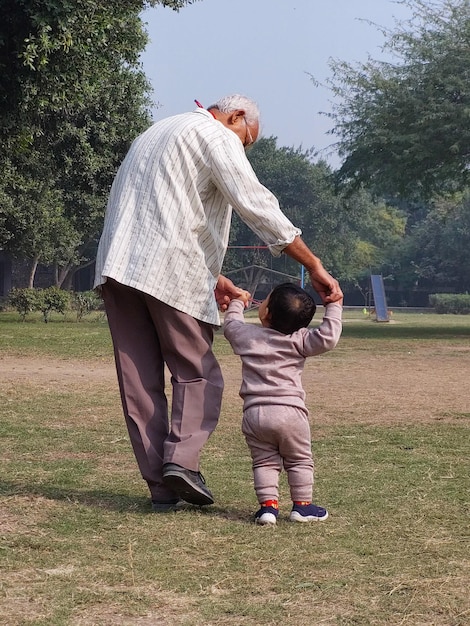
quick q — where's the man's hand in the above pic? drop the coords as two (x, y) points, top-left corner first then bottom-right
(309, 267), (343, 305)
(283, 237), (343, 305)
(215, 275), (251, 311)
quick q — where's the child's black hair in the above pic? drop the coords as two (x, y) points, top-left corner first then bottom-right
(267, 282), (316, 335)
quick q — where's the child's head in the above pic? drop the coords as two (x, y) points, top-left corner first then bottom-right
(259, 282), (316, 334)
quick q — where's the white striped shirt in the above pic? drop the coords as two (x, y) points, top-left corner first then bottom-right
(94, 108), (301, 325)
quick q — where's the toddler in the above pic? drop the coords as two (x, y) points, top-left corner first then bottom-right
(224, 282), (342, 525)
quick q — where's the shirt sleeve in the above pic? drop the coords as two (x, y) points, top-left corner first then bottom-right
(209, 132), (301, 257)
(299, 302), (343, 356)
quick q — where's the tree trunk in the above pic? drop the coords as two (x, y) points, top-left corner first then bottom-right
(59, 259), (94, 291)
(57, 261), (81, 289)
(28, 256), (39, 288)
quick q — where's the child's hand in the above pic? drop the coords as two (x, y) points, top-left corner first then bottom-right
(235, 290), (251, 306)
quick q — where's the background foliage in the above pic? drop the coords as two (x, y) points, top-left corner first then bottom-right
(326, 0), (470, 199)
(0, 1), (195, 287)
(1, 0), (469, 304)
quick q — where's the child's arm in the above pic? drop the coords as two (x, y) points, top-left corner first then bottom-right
(301, 301), (343, 356)
(223, 297), (247, 323)
(223, 297), (249, 349)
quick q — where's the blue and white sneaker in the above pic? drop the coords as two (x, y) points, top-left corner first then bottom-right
(254, 505), (279, 526)
(289, 502), (328, 522)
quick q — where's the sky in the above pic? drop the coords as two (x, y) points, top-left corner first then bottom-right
(140, 0), (414, 167)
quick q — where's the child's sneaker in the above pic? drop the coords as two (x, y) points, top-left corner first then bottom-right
(289, 502), (328, 522)
(254, 505), (279, 526)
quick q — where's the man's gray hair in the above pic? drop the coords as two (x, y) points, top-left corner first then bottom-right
(208, 94), (260, 126)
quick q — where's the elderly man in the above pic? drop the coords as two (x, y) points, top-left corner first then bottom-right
(94, 94), (342, 511)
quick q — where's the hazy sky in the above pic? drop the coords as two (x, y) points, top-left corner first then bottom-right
(140, 0), (413, 166)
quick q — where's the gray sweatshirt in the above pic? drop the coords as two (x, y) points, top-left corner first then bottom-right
(223, 299), (342, 411)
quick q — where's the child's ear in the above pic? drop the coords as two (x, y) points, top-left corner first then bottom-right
(260, 306), (271, 323)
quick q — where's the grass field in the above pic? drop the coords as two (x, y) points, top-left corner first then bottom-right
(0, 310), (469, 625)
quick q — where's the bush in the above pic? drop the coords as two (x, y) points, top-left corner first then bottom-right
(71, 290), (102, 321)
(7, 287), (104, 322)
(429, 293), (470, 314)
(8, 288), (41, 321)
(37, 287), (70, 323)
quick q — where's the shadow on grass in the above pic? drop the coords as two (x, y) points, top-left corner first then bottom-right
(0, 481), (253, 522)
(1, 481), (148, 512)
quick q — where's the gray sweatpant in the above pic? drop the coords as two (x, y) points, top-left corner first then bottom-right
(242, 404), (314, 504)
(102, 279), (224, 501)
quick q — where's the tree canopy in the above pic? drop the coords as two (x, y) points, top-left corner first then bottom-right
(326, 0), (470, 200)
(0, 0), (196, 286)
(2, 0), (467, 302)
(383, 190), (470, 295)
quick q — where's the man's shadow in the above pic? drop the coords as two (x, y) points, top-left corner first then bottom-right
(0, 481), (253, 522)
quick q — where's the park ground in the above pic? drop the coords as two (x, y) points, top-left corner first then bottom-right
(0, 311), (469, 625)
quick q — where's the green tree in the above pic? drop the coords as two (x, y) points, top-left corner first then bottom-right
(326, 0), (470, 199)
(0, 152), (81, 287)
(0, 0), (196, 287)
(385, 191), (470, 294)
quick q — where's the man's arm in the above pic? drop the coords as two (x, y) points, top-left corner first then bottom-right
(282, 236), (343, 305)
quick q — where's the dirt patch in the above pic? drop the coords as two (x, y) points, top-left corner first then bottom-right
(1, 346), (469, 427)
(0, 355), (116, 385)
(307, 346), (470, 426)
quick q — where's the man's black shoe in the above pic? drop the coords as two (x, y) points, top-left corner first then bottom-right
(162, 463), (214, 506)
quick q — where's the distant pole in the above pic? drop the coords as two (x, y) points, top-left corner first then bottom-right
(300, 265), (305, 288)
